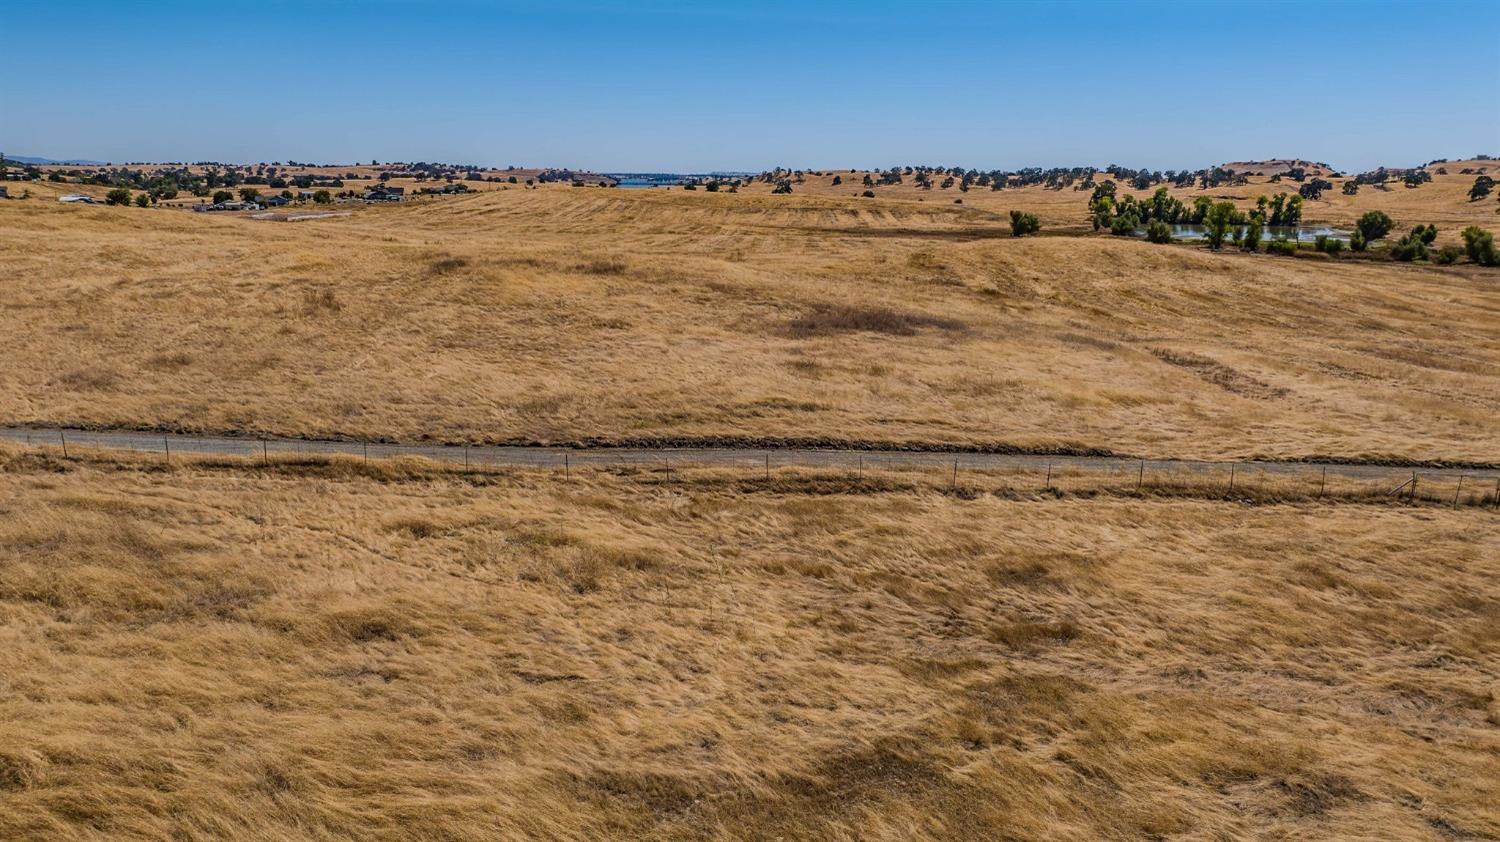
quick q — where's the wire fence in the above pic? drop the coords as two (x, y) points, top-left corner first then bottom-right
(5, 427), (1498, 508)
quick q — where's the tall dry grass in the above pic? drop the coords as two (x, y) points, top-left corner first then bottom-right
(0, 448), (1496, 840)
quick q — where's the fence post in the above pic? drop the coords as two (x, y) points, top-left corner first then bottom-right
(1228, 463), (1235, 494)
(1045, 461), (1052, 489)
(565, 452), (570, 481)
(262, 439), (268, 465)
(363, 441), (368, 464)
(765, 452), (770, 481)
(1136, 460), (1144, 491)
(1494, 477), (1499, 509)
(464, 444), (469, 469)
(858, 454), (863, 480)
(951, 459), (958, 491)
(1409, 472), (1418, 502)
(164, 436), (170, 463)
(60, 430), (68, 458)
(1453, 475), (1463, 508)
(1319, 466), (1327, 497)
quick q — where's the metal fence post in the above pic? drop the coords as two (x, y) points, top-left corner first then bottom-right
(1453, 475), (1464, 508)
(1045, 461), (1052, 489)
(164, 436), (170, 463)
(1136, 460), (1144, 491)
(1319, 466), (1326, 497)
(60, 430), (68, 458)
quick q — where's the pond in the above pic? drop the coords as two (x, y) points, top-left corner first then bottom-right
(1158, 224), (1351, 242)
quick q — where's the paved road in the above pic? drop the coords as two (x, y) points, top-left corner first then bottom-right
(2, 427), (1495, 486)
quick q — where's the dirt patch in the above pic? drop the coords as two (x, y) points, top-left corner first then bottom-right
(1149, 348), (1287, 399)
(785, 305), (966, 338)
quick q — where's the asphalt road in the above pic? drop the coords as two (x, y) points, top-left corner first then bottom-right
(2, 427), (1495, 486)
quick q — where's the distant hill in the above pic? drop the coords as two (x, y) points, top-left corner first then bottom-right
(1220, 159), (1335, 176)
(3, 154), (108, 166)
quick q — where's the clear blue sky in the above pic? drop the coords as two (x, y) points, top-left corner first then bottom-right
(4, 0), (1496, 172)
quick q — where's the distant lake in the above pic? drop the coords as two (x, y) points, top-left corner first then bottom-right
(1161, 224), (1351, 243)
(614, 178), (677, 188)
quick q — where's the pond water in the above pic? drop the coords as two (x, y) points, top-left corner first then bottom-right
(614, 178), (677, 188)
(1159, 224), (1350, 242)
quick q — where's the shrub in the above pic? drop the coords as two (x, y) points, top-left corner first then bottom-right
(239, 187), (261, 202)
(1415, 224), (1437, 245)
(1389, 233), (1428, 262)
(1109, 212), (1138, 236)
(1009, 210), (1040, 237)
(861, 190), (875, 198)
(313, 190), (332, 204)
(134, 193), (150, 208)
(1265, 239), (1299, 256)
(1435, 244), (1463, 265)
(1145, 219), (1172, 243)
(212, 190), (233, 204)
(105, 187), (131, 205)
(831, 175), (842, 186)
(1354, 210), (1394, 243)
(1314, 234), (1330, 252)
(1461, 226), (1498, 266)
(1350, 230), (1367, 252)
(1470, 175), (1494, 201)
(1324, 238), (1344, 256)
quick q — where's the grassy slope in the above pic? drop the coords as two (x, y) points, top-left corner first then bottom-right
(2, 188), (1497, 461)
(1, 451), (1496, 840)
(738, 159), (1500, 233)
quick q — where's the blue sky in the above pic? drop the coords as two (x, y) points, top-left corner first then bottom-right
(4, 0), (1496, 172)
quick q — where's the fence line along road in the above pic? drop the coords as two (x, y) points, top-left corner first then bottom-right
(2, 426), (1496, 487)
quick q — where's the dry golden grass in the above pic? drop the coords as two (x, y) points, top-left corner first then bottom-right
(1, 447), (1496, 840)
(3, 186), (1497, 462)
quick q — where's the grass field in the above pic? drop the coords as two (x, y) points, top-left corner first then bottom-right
(3, 161), (1498, 840)
(2, 185), (1497, 462)
(1, 448), (1496, 840)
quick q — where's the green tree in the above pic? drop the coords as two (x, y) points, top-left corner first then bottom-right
(1109, 212), (1138, 236)
(105, 187), (131, 205)
(239, 187), (260, 202)
(1350, 230), (1367, 252)
(1145, 219), (1172, 243)
(1283, 194), (1303, 227)
(1354, 210), (1394, 244)
(1469, 175), (1494, 201)
(313, 190), (332, 204)
(212, 190), (233, 204)
(1202, 201), (1236, 250)
(1009, 210), (1040, 237)
(133, 193), (150, 208)
(1242, 218), (1263, 252)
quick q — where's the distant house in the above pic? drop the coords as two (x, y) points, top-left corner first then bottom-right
(298, 190), (318, 201)
(259, 194), (290, 207)
(59, 193), (95, 203)
(0, 186), (8, 199)
(362, 185), (404, 202)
